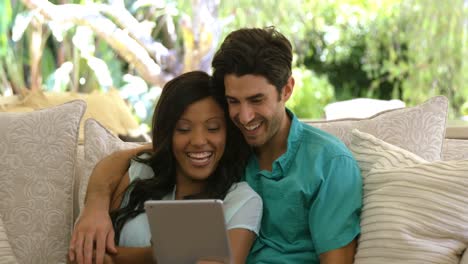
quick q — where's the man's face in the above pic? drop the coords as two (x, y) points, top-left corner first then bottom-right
(224, 74), (293, 148)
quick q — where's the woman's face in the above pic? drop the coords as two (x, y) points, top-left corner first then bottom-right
(172, 97), (226, 184)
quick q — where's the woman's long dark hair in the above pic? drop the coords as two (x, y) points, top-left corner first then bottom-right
(110, 71), (250, 244)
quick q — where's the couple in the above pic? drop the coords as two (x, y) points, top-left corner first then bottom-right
(69, 27), (362, 264)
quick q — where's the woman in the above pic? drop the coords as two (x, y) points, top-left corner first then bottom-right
(77, 71), (261, 263)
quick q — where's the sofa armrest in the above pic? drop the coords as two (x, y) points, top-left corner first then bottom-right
(445, 126), (468, 139)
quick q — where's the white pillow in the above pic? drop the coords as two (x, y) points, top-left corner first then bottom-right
(308, 96), (448, 161)
(0, 100), (86, 263)
(350, 129), (468, 264)
(79, 119), (142, 213)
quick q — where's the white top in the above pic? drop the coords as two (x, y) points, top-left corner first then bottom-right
(119, 159), (263, 247)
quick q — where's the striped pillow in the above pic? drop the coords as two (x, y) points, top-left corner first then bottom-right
(350, 129), (468, 264)
(0, 216), (18, 263)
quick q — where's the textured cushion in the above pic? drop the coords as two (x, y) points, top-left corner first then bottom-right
(307, 96), (448, 161)
(443, 139), (468, 161)
(0, 100), (86, 264)
(79, 119), (141, 213)
(349, 129), (468, 264)
(0, 216), (18, 263)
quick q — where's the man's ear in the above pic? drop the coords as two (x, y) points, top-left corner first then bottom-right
(282, 76), (295, 102)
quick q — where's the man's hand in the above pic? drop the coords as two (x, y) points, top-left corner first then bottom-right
(68, 206), (117, 264)
(103, 253), (116, 264)
(67, 250), (116, 264)
(68, 146), (149, 264)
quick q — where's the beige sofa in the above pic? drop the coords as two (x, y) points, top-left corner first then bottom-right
(0, 96), (467, 264)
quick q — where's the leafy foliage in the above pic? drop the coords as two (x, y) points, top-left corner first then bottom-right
(298, 0), (467, 118)
(363, 0), (468, 118)
(1, 0), (467, 123)
(286, 67), (335, 119)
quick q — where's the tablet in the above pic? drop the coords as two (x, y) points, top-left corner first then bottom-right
(144, 199), (231, 264)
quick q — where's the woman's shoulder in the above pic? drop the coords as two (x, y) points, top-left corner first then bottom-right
(224, 182), (261, 205)
(228, 182), (259, 196)
(223, 182), (263, 233)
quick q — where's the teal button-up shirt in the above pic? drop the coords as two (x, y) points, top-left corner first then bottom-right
(246, 110), (362, 263)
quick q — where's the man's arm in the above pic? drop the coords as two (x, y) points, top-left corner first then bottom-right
(310, 155), (362, 264)
(69, 144), (151, 264)
(319, 239), (357, 264)
(69, 247), (154, 264)
(85, 144), (152, 210)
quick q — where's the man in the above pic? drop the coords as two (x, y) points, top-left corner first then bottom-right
(69, 27), (362, 264)
(211, 27), (362, 264)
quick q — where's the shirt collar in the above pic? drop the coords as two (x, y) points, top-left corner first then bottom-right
(247, 109), (304, 180)
(276, 109), (303, 175)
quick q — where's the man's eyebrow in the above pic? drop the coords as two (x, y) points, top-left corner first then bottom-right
(247, 93), (264, 100)
(226, 93), (264, 100)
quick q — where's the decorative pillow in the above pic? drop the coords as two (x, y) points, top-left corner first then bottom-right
(349, 129), (468, 264)
(79, 119), (142, 213)
(0, 100), (86, 264)
(0, 216), (18, 263)
(442, 138), (468, 161)
(307, 96), (448, 161)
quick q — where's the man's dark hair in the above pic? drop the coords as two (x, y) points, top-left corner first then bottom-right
(212, 26), (293, 94)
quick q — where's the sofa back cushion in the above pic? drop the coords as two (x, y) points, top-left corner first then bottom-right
(350, 129), (468, 264)
(443, 138), (468, 161)
(0, 100), (85, 264)
(307, 96), (448, 161)
(0, 216), (17, 263)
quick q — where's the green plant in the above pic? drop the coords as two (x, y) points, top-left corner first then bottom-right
(461, 102), (468, 117)
(364, 0), (468, 118)
(286, 67), (335, 119)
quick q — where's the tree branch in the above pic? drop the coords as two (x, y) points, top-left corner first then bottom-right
(93, 2), (171, 65)
(21, 0), (171, 86)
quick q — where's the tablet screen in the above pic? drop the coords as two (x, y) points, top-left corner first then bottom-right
(144, 199), (231, 264)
